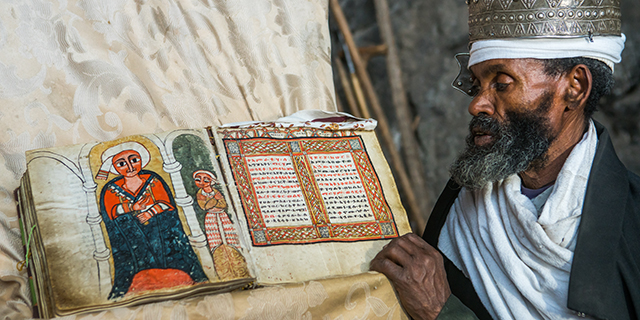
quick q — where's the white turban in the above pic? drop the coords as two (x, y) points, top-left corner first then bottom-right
(192, 169), (218, 182)
(95, 142), (151, 180)
(469, 34), (626, 72)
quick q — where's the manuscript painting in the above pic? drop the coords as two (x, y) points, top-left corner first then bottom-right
(22, 129), (253, 316)
(90, 136), (209, 301)
(89, 131), (253, 297)
(213, 126), (411, 283)
(170, 133), (251, 281)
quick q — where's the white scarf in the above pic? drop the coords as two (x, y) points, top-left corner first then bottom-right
(439, 120), (598, 320)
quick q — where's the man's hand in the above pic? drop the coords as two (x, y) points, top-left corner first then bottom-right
(370, 233), (451, 320)
(132, 194), (151, 211)
(136, 210), (154, 224)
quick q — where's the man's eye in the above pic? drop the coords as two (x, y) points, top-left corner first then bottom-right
(130, 157), (139, 163)
(116, 161), (126, 167)
(496, 83), (509, 91)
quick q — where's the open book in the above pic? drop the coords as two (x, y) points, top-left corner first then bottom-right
(15, 113), (411, 318)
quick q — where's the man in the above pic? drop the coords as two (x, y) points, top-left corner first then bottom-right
(192, 169), (251, 281)
(370, 0), (639, 319)
(97, 142), (208, 299)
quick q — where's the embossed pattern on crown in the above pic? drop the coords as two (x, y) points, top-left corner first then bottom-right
(468, 0), (621, 42)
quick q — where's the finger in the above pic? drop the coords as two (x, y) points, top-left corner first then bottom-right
(384, 234), (427, 259)
(400, 233), (439, 255)
(138, 212), (151, 223)
(374, 238), (414, 268)
(369, 255), (403, 275)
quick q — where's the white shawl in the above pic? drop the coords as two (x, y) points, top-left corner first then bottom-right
(439, 120), (598, 320)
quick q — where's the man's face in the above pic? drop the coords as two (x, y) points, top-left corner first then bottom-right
(113, 150), (143, 178)
(194, 172), (216, 190)
(450, 59), (564, 189)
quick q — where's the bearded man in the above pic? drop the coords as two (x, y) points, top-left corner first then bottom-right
(369, 0), (639, 319)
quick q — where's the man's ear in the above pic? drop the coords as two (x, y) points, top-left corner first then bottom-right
(564, 64), (592, 111)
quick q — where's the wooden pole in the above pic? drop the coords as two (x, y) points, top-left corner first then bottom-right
(330, 0), (425, 232)
(337, 32), (371, 119)
(335, 92), (345, 112)
(373, 0), (431, 224)
(350, 74), (370, 119)
(357, 44), (388, 67)
(334, 57), (361, 117)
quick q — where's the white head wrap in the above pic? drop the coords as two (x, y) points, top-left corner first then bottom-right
(95, 142), (151, 180)
(192, 169), (218, 182)
(469, 34), (626, 72)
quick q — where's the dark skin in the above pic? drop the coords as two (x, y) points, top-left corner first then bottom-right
(370, 58), (593, 319)
(369, 233), (451, 320)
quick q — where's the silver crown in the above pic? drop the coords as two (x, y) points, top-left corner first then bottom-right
(468, 0), (621, 42)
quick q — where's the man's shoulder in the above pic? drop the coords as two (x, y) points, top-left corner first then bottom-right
(623, 170), (640, 227)
(595, 122), (640, 208)
(626, 169), (640, 196)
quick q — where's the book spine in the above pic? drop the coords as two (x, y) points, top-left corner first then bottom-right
(14, 184), (40, 317)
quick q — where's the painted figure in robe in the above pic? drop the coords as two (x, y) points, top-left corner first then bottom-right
(193, 170), (250, 280)
(96, 142), (208, 299)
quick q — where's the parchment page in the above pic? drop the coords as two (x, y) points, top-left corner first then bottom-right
(24, 129), (253, 316)
(214, 127), (411, 283)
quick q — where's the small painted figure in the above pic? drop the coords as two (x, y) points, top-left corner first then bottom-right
(193, 170), (250, 280)
(96, 142), (208, 299)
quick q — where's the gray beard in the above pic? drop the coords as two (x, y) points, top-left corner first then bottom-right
(450, 94), (555, 190)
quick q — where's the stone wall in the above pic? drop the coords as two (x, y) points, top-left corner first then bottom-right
(332, 0), (640, 222)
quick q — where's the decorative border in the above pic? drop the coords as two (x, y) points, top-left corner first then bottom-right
(468, 0), (621, 41)
(223, 134), (398, 246)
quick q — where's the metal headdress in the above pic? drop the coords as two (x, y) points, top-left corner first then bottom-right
(468, 0), (621, 42)
(452, 0), (623, 95)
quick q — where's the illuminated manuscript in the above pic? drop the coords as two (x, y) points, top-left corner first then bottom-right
(16, 124), (411, 317)
(223, 136), (398, 245)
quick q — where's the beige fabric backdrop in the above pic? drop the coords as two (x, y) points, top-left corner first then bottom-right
(0, 0), (404, 319)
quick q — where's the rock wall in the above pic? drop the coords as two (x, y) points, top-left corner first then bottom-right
(332, 0), (640, 221)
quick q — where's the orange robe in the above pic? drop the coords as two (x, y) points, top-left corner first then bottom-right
(100, 170), (208, 299)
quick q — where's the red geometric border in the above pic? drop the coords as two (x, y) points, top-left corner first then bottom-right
(224, 135), (398, 246)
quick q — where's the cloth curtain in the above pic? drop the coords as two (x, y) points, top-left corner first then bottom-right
(0, 0), (377, 319)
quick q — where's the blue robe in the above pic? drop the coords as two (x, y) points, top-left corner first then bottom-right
(99, 170), (208, 299)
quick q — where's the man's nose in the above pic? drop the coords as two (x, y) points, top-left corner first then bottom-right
(468, 90), (495, 117)
(126, 161), (133, 172)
